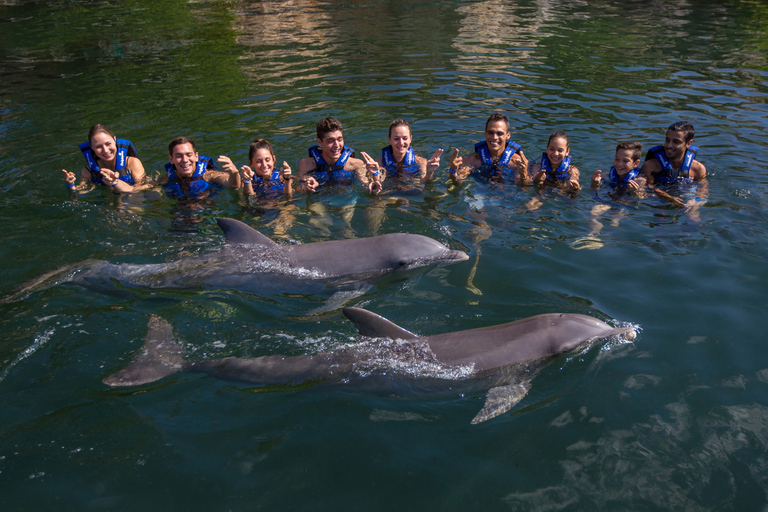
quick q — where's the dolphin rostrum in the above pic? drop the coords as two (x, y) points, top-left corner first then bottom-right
(2, 219), (468, 303)
(104, 308), (636, 424)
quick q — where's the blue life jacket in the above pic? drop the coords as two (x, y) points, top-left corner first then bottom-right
(382, 146), (420, 176)
(79, 138), (138, 185)
(646, 145), (698, 185)
(163, 156), (218, 199)
(608, 166), (641, 189)
(474, 140), (521, 178)
(251, 168), (285, 194)
(308, 146), (355, 185)
(541, 154), (572, 182)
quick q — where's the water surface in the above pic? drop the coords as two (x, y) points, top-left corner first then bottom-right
(2, 0), (768, 510)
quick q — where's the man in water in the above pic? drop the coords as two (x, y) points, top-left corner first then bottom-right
(162, 137), (241, 200)
(297, 117), (381, 194)
(448, 112), (529, 185)
(642, 121), (707, 206)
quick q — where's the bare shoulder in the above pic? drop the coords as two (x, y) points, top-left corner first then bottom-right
(461, 152), (481, 169)
(691, 160), (707, 179)
(298, 157), (316, 175)
(345, 156), (365, 170)
(641, 159), (660, 176)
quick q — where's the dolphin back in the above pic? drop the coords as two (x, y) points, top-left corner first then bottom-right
(217, 218), (278, 247)
(342, 307), (418, 340)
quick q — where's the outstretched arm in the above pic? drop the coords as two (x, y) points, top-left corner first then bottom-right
(357, 153), (382, 194)
(214, 155), (242, 189)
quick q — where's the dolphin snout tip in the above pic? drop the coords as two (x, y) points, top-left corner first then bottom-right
(451, 251), (470, 263)
(625, 328), (637, 341)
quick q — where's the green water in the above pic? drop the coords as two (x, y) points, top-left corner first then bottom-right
(2, 0), (768, 510)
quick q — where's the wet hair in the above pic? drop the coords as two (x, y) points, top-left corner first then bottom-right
(548, 131), (570, 147)
(317, 117), (344, 140)
(249, 138), (276, 162)
(668, 121), (695, 142)
(88, 124), (116, 143)
(388, 119), (411, 138)
(168, 136), (196, 155)
(616, 141), (643, 161)
(485, 113), (510, 132)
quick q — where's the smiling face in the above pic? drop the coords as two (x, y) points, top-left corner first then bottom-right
(318, 130), (344, 163)
(484, 120), (511, 157)
(169, 142), (199, 178)
(546, 136), (570, 166)
(388, 125), (412, 159)
(663, 129), (692, 162)
(614, 148), (640, 176)
(90, 132), (118, 164)
(250, 148), (275, 178)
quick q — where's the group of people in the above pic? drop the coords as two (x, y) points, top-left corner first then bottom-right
(62, 115), (707, 209)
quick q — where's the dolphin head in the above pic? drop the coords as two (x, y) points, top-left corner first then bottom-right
(380, 233), (469, 269)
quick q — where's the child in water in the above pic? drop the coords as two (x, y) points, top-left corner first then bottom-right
(572, 141), (646, 250)
(531, 131), (580, 191)
(590, 141), (645, 193)
(62, 123), (150, 194)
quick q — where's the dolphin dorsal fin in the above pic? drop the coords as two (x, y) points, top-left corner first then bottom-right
(342, 307), (418, 340)
(216, 218), (277, 247)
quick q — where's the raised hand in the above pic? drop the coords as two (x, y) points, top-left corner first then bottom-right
(217, 155), (238, 175)
(427, 148), (443, 173)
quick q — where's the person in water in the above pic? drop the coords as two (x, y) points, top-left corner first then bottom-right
(590, 141), (645, 193)
(162, 137), (241, 200)
(359, 119), (443, 183)
(62, 124), (150, 194)
(218, 139), (293, 200)
(641, 121), (707, 208)
(531, 131), (581, 191)
(573, 141), (646, 250)
(448, 112), (529, 185)
(297, 117), (382, 194)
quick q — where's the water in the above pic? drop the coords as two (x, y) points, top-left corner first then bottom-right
(2, 0), (768, 509)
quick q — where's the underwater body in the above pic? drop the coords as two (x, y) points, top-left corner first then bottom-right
(2, 1), (768, 510)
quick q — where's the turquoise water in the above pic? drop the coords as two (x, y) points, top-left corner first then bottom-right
(2, 0), (768, 510)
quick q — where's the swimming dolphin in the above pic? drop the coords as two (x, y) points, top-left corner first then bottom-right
(2, 219), (468, 303)
(103, 308), (636, 424)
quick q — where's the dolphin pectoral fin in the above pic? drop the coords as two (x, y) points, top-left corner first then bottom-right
(342, 307), (418, 340)
(470, 382), (531, 424)
(103, 315), (185, 387)
(216, 218), (278, 247)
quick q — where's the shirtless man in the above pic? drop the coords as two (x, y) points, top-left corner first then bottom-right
(297, 117), (381, 194)
(448, 113), (529, 185)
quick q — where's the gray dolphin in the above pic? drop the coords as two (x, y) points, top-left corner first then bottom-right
(2, 219), (468, 303)
(104, 308), (636, 424)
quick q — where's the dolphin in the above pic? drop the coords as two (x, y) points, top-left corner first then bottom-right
(103, 308), (636, 424)
(2, 219), (468, 304)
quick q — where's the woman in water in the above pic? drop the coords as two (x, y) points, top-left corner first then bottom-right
(531, 131), (580, 191)
(62, 124), (149, 194)
(235, 139), (293, 200)
(360, 119), (443, 185)
(217, 138), (295, 235)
